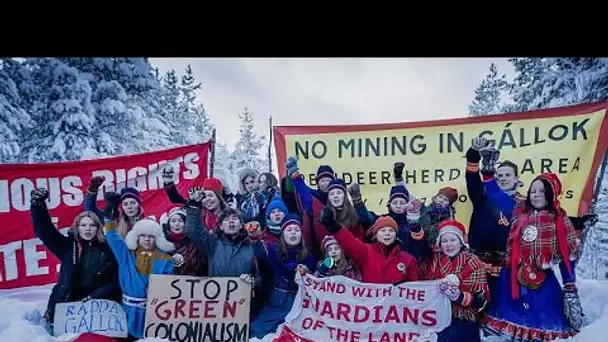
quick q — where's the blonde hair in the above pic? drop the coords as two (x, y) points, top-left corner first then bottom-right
(72, 211), (105, 242)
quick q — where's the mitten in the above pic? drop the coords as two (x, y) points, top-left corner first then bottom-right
(466, 137), (489, 164)
(406, 199), (422, 223)
(439, 275), (461, 302)
(187, 187), (205, 208)
(172, 254), (185, 267)
(285, 156), (299, 177)
(30, 188), (50, 207)
(563, 284), (583, 330)
(103, 192), (121, 220)
(480, 146), (500, 175)
(239, 273), (255, 284)
(320, 207), (340, 233)
(347, 183), (362, 205)
(393, 162), (405, 182)
(87, 176), (105, 194)
(162, 163), (175, 185)
(471, 137), (489, 151)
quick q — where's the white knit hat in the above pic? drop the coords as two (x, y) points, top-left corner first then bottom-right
(125, 219), (175, 252)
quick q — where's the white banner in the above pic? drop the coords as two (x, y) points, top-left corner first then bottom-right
(279, 273), (452, 342)
(53, 299), (128, 338)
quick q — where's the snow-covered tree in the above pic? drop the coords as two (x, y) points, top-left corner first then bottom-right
(231, 107), (266, 173)
(179, 65), (213, 144)
(468, 63), (509, 116)
(0, 59), (32, 163)
(213, 140), (237, 194)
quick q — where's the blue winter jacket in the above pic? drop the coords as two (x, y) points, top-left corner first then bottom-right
(266, 243), (317, 292)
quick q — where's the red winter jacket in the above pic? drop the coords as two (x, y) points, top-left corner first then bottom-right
(333, 226), (421, 284)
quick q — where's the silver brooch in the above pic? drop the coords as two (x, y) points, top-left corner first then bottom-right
(522, 225), (539, 242)
(397, 263), (405, 272)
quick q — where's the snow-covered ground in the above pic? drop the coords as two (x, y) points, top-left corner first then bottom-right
(1, 280), (607, 342)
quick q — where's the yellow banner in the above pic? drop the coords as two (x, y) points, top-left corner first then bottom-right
(274, 103), (608, 226)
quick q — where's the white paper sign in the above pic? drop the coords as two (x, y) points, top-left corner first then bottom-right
(279, 273), (452, 342)
(53, 299), (128, 338)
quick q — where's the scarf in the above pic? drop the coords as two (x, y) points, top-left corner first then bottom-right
(240, 192), (264, 223)
(266, 220), (282, 237)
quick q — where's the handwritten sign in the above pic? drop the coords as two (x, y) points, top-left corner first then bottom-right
(53, 299), (128, 338)
(274, 273), (452, 342)
(144, 275), (252, 342)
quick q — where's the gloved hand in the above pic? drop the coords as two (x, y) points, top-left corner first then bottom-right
(564, 283), (583, 330)
(320, 207), (340, 233)
(30, 188), (50, 206)
(480, 146), (500, 175)
(393, 162), (405, 182)
(439, 274), (461, 302)
(316, 258), (334, 277)
(87, 176), (105, 194)
(466, 137), (489, 163)
(103, 192), (121, 220)
(187, 187), (205, 208)
(347, 183), (362, 205)
(162, 164), (175, 185)
(240, 273), (255, 284)
(285, 156), (299, 177)
(582, 213), (598, 228)
(172, 253), (185, 267)
(406, 198), (423, 223)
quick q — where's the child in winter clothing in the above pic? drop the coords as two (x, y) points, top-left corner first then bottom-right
(30, 188), (121, 335)
(418, 219), (490, 342)
(162, 207), (207, 276)
(419, 186), (459, 245)
(104, 211), (176, 339)
(85, 176), (144, 237)
(483, 173), (582, 341)
(315, 235), (362, 281)
(184, 188), (267, 319)
(250, 214), (317, 338)
(266, 197), (288, 238)
(323, 213), (421, 284)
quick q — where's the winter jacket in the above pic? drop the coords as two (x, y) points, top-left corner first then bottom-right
(292, 175), (326, 250)
(104, 221), (175, 339)
(164, 183), (220, 232)
(362, 209), (428, 260)
(266, 242), (317, 292)
(163, 228), (207, 277)
(332, 226), (421, 284)
(31, 204), (121, 323)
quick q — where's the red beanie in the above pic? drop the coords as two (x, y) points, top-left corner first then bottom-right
(437, 187), (459, 205)
(367, 216), (398, 237)
(436, 219), (467, 246)
(202, 177), (223, 194)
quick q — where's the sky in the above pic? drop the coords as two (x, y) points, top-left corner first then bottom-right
(150, 58), (515, 150)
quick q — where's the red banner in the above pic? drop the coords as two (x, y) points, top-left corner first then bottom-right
(0, 142), (210, 289)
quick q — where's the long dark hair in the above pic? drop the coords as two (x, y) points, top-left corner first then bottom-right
(524, 178), (556, 213)
(327, 190), (359, 228)
(279, 231), (309, 263)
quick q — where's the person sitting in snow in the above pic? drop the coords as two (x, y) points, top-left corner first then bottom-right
(184, 187), (267, 320)
(103, 198), (177, 341)
(417, 219), (490, 342)
(315, 235), (362, 281)
(85, 176), (144, 237)
(162, 207), (207, 277)
(250, 214), (317, 338)
(482, 173), (583, 341)
(323, 213), (421, 285)
(418, 186), (459, 245)
(30, 188), (121, 335)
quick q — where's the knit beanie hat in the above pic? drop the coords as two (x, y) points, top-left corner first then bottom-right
(436, 219), (468, 248)
(328, 178), (347, 192)
(367, 215), (399, 238)
(120, 187), (141, 204)
(203, 177), (224, 194)
(388, 185), (410, 203)
(315, 165), (335, 183)
(266, 197), (288, 219)
(281, 213), (301, 231)
(436, 187), (459, 205)
(167, 207), (186, 221)
(321, 235), (339, 254)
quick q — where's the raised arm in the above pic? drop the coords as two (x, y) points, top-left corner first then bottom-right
(30, 188), (70, 257)
(465, 139), (487, 206)
(162, 163), (188, 205)
(405, 199), (432, 261)
(285, 156), (314, 217)
(84, 176), (106, 223)
(347, 183), (373, 229)
(320, 208), (370, 268)
(185, 187), (217, 256)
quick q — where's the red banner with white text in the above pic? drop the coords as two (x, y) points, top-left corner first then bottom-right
(0, 142), (210, 289)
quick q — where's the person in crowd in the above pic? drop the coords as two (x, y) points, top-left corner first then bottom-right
(184, 187), (267, 319)
(237, 167), (268, 224)
(85, 176), (143, 237)
(482, 173), (582, 341)
(246, 196), (291, 247)
(416, 218), (490, 342)
(314, 235), (362, 281)
(103, 195), (177, 341)
(419, 186), (459, 245)
(280, 175), (301, 214)
(322, 211), (421, 284)
(162, 207), (207, 276)
(258, 172), (279, 195)
(30, 188), (121, 335)
(250, 214), (317, 338)
(162, 164), (227, 232)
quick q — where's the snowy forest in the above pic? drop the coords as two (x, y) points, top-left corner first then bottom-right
(0, 57), (267, 192)
(468, 57), (608, 281)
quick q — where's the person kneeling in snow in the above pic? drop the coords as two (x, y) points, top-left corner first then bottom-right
(250, 214), (317, 338)
(315, 235), (362, 281)
(103, 201), (177, 341)
(30, 188), (121, 336)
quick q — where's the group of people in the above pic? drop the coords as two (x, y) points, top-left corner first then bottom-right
(30, 137), (598, 342)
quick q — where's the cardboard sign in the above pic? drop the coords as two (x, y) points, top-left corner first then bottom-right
(144, 275), (252, 342)
(53, 299), (128, 338)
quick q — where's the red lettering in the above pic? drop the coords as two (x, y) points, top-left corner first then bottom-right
(416, 289), (425, 301)
(302, 317), (314, 329)
(313, 319), (325, 330)
(354, 305), (370, 323)
(174, 299), (186, 318)
(203, 300), (218, 318)
(319, 301), (335, 319)
(421, 309), (438, 326)
(352, 286), (366, 297)
(402, 306), (419, 324)
(223, 300), (237, 318)
(384, 305), (400, 323)
(189, 299), (202, 318)
(336, 303), (351, 322)
(154, 300), (170, 320)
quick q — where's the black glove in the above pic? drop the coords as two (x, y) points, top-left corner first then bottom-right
(103, 192), (121, 220)
(320, 207), (340, 233)
(480, 147), (500, 175)
(30, 188), (50, 207)
(187, 187), (205, 208)
(393, 162), (405, 182)
(87, 176), (105, 194)
(582, 213), (598, 228)
(465, 148), (481, 164)
(466, 137), (489, 163)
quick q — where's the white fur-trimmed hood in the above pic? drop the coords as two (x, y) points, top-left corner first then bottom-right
(125, 218), (175, 253)
(237, 168), (259, 194)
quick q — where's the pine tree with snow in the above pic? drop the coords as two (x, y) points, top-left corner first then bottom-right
(0, 59), (32, 163)
(179, 65), (213, 144)
(468, 63), (509, 116)
(231, 107), (266, 173)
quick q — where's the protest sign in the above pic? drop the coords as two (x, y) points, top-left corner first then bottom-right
(53, 299), (128, 338)
(144, 275), (252, 342)
(274, 273), (452, 342)
(0, 142), (210, 289)
(274, 102), (608, 225)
